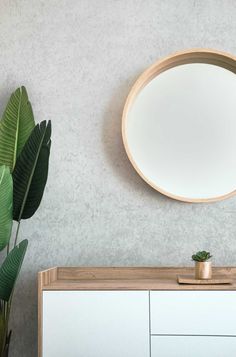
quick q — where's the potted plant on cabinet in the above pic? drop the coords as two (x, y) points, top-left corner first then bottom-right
(192, 251), (212, 280)
(0, 86), (51, 356)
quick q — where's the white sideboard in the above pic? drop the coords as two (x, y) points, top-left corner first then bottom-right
(38, 267), (236, 357)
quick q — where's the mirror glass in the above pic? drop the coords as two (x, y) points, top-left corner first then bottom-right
(123, 51), (236, 202)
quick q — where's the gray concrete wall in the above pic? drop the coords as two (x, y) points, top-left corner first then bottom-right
(0, 0), (236, 355)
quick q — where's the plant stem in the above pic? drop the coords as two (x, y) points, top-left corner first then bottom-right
(14, 221), (21, 247)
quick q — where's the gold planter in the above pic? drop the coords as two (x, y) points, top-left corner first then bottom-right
(195, 261), (212, 280)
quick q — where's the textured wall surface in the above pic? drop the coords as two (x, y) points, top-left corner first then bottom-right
(0, 0), (236, 355)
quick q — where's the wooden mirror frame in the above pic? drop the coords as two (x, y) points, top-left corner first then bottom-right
(122, 49), (236, 203)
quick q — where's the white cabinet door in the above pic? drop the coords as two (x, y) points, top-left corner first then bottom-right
(43, 291), (149, 357)
(150, 291), (236, 335)
(151, 336), (236, 357)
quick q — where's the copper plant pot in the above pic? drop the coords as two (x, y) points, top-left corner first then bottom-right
(195, 261), (212, 279)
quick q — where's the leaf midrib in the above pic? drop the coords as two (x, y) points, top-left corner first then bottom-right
(0, 167), (5, 187)
(13, 88), (22, 170)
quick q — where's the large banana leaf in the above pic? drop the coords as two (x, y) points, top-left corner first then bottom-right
(0, 86), (35, 171)
(13, 121), (51, 221)
(0, 240), (28, 302)
(0, 166), (13, 251)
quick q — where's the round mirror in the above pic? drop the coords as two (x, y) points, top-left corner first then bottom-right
(122, 49), (236, 202)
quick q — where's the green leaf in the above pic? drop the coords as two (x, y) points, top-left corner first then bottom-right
(0, 86), (35, 171)
(0, 166), (13, 251)
(0, 240), (28, 301)
(13, 121), (51, 221)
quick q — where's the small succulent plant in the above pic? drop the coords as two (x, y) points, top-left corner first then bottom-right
(192, 251), (212, 262)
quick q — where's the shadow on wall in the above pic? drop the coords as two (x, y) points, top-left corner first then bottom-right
(101, 76), (170, 204)
(0, 88), (13, 115)
(9, 276), (38, 357)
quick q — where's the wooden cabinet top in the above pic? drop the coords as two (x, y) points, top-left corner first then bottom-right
(38, 267), (236, 291)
